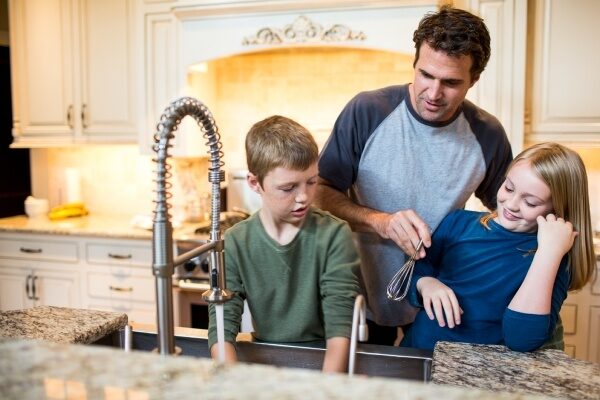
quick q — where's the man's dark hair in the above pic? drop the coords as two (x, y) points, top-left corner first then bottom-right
(413, 5), (491, 82)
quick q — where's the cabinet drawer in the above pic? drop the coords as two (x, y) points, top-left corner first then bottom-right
(88, 303), (155, 325)
(87, 272), (154, 302)
(86, 243), (151, 267)
(0, 238), (78, 263)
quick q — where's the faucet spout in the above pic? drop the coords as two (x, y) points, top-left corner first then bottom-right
(348, 294), (368, 376)
(152, 97), (233, 356)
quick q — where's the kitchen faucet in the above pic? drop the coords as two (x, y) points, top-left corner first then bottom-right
(348, 294), (368, 376)
(152, 97), (233, 355)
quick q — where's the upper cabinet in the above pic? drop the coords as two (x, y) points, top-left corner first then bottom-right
(9, 0), (142, 147)
(527, 0), (600, 144)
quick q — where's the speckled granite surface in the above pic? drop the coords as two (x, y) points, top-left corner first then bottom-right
(0, 306), (128, 344)
(0, 214), (203, 240)
(432, 341), (600, 400)
(0, 215), (154, 239)
(0, 339), (549, 400)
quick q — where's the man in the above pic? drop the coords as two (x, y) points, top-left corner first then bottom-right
(317, 6), (513, 345)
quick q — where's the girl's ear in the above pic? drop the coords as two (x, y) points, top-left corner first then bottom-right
(247, 172), (262, 195)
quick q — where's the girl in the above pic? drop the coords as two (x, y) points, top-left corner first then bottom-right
(401, 142), (596, 352)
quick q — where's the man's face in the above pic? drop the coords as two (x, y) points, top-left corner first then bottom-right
(410, 42), (476, 123)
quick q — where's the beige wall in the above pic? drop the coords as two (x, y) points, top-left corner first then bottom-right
(28, 46), (600, 228)
(188, 47), (414, 170)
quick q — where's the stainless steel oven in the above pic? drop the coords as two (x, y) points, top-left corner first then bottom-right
(173, 212), (248, 329)
(174, 238), (211, 329)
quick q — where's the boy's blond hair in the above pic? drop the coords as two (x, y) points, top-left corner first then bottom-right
(245, 116), (318, 185)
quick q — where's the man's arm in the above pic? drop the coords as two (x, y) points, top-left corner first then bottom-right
(316, 178), (431, 257)
(322, 336), (350, 373)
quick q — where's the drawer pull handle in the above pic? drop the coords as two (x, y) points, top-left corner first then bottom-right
(25, 275), (33, 300)
(109, 285), (133, 292)
(31, 276), (40, 301)
(20, 247), (43, 254)
(108, 253), (132, 260)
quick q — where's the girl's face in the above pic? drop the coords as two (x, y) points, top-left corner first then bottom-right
(494, 160), (554, 233)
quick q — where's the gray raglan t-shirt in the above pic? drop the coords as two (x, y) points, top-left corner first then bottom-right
(319, 84), (512, 326)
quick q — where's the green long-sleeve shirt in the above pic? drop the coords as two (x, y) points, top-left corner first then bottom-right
(208, 208), (360, 349)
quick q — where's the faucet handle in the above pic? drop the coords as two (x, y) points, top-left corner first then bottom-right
(358, 323), (369, 342)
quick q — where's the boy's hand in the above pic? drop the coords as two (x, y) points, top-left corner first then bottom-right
(210, 341), (238, 364)
(322, 337), (350, 373)
(536, 214), (578, 259)
(416, 277), (463, 328)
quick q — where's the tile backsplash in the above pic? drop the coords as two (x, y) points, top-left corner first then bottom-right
(29, 144), (600, 230)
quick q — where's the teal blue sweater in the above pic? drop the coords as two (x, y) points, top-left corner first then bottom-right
(208, 208), (360, 349)
(401, 210), (569, 352)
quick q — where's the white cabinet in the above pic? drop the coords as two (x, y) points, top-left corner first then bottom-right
(0, 269), (31, 311)
(561, 257), (600, 362)
(8, 0), (141, 147)
(527, 0), (600, 144)
(0, 232), (157, 324)
(82, 237), (156, 325)
(0, 234), (80, 311)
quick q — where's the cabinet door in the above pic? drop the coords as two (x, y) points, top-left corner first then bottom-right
(0, 269), (33, 311)
(33, 269), (79, 308)
(529, 0), (600, 143)
(9, 0), (75, 143)
(78, 0), (139, 141)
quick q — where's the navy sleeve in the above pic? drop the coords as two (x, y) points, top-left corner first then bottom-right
(408, 211), (459, 307)
(502, 257), (570, 352)
(462, 101), (513, 210)
(318, 85), (406, 192)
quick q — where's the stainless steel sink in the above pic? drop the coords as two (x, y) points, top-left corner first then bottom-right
(117, 330), (432, 382)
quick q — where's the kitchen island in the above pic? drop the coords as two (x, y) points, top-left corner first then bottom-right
(0, 306), (128, 344)
(433, 341), (600, 400)
(1, 306), (597, 399)
(0, 337), (549, 400)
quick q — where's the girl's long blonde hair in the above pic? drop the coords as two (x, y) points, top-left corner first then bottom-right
(484, 142), (596, 291)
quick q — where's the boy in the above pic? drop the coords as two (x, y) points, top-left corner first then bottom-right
(208, 115), (360, 373)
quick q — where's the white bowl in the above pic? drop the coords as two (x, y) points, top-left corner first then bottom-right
(24, 197), (49, 219)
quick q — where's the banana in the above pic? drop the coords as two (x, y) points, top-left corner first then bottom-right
(50, 202), (86, 213)
(48, 204), (89, 220)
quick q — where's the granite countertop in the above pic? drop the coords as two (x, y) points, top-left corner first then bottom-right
(0, 214), (153, 239)
(0, 306), (128, 344)
(0, 214), (203, 241)
(0, 338), (550, 400)
(432, 341), (600, 400)
(0, 307), (588, 399)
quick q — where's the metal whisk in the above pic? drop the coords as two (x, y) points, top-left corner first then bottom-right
(386, 239), (424, 301)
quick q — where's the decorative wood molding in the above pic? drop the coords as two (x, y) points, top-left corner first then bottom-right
(242, 15), (366, 45)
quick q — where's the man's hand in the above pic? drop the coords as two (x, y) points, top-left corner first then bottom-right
(416, 277), (463, 328)
(374, 209), (431, 259)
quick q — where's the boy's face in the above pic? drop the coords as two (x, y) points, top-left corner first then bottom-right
(248, 162), (318, 225)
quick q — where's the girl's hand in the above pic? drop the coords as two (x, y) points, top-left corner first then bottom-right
(416, 277), (463, 328)
(536, 214), (578, 259)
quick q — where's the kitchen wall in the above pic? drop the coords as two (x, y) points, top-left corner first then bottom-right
(30, 46), (415, 218)
(25, 11), (600, 228)
(186, 47), (414, 170)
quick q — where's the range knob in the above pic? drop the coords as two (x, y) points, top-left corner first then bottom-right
(183, 260), (197, 273)
(200, 258), (210, 273)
